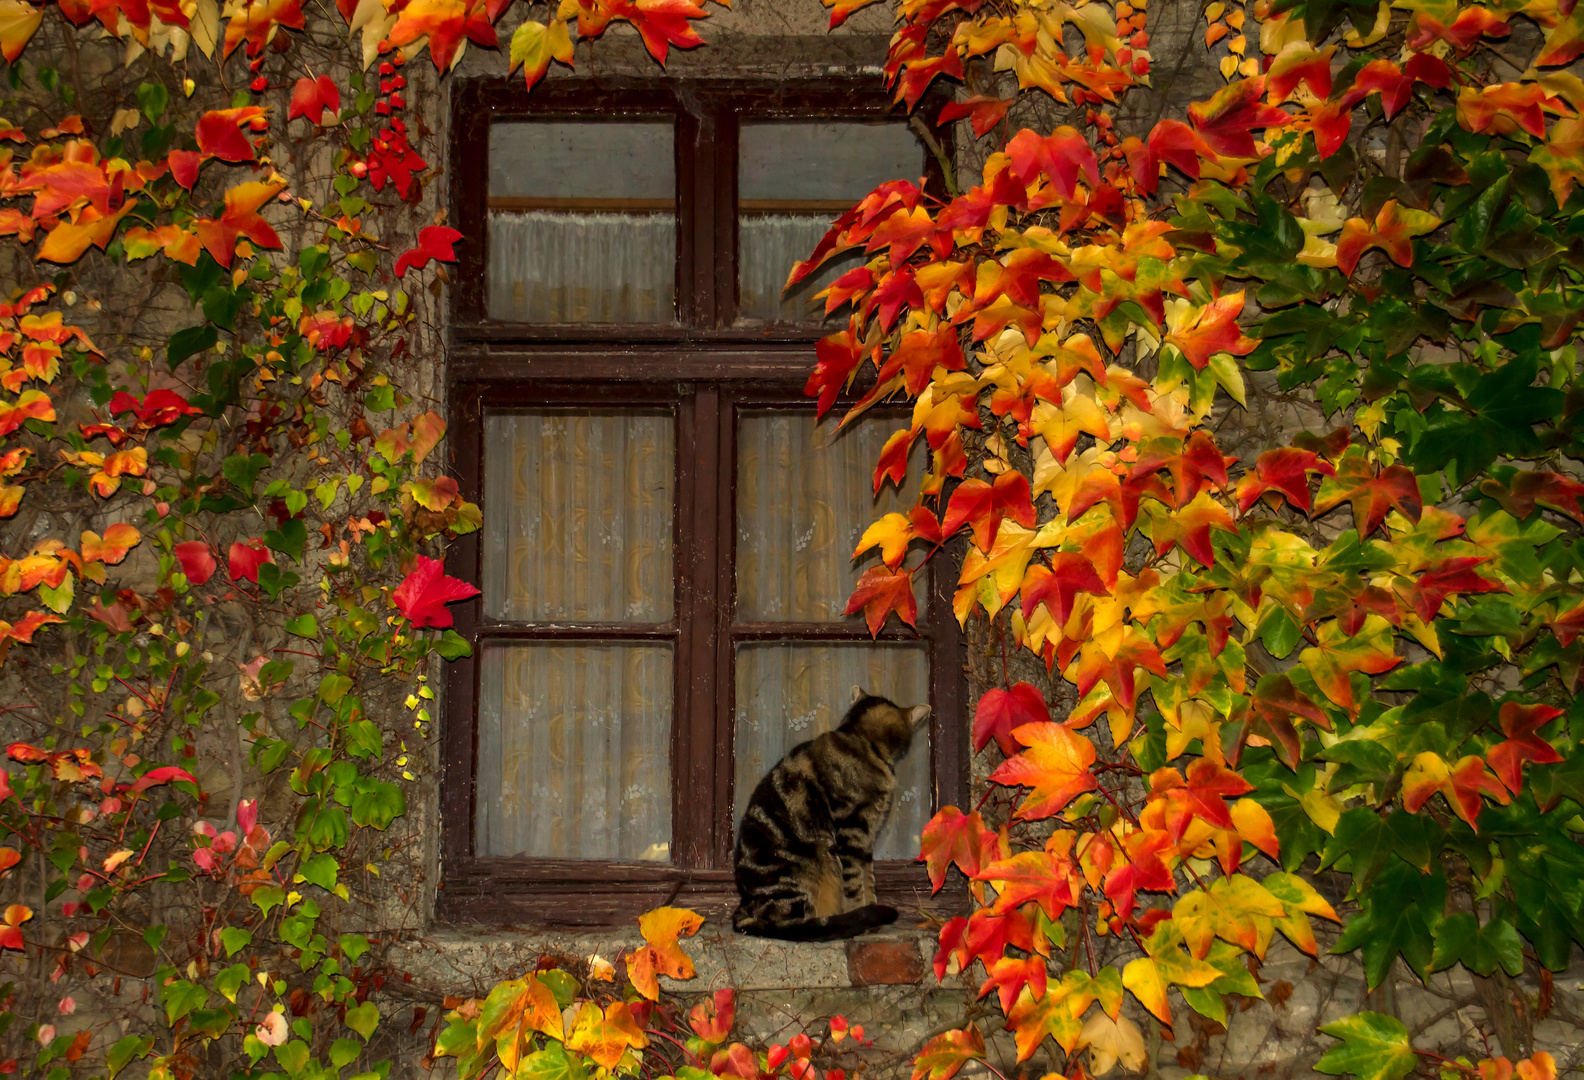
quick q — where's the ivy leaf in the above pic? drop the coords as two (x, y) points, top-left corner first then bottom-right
(972, 682), (1051, 757)
(565, 1002), (648, 1069)
(844, 564), (918, 636)
(1430, 911), (1524, 976)
(394, 225), (464, 278)
(1336, 200), (1441, 276)
(1315, 1012), (1416, 1080)
(392, 555), (482, 629)
(344, 1000), (379, 1042)
(287, 75), (340, 124)
(987, 722), (1098, 820)
(911, 1025), (984, 1080)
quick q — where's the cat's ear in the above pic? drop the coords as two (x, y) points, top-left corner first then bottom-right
(851, 685), (864, 704)
(908, 704), (931, 727)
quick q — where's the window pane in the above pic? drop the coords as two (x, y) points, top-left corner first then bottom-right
(478, 643), (673, 860)
(733, 643), (930, 861)
(484, 411), (674, 623)
(738, 122), (923, 324)
(488, 122), (676, 323)
(736, 410), (926, 623)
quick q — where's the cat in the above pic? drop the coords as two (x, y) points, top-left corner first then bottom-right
(732, 687), (930, 941)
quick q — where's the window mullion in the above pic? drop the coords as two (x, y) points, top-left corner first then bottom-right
(673, 386), (725, 868)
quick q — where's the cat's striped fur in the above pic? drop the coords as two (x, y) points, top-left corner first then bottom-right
(732, 688), (930, 941)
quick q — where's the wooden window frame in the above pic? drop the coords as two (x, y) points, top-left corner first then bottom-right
(439, 78), (963, 927)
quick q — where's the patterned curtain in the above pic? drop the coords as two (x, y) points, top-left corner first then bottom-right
(476, 412), (674, 860)
(487, 212), (676, 324)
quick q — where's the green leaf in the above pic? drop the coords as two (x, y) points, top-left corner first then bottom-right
(215, 962), (250, 1003)
(162, 979), (208, 1026)
(285, 614), (319, 640)
(345, 1000), (380, 1042)
(1315, 1012), (1415, 1080)
(538, 968), (578, 1008)
(253, 884), (287, 918)
(136, 81), (169, 121)
(351, 780), (405, 830)
(298, 853), (339, 892)
(340, 933), (370, 962)
(106, 1035), (154, 1079)
(219, 927), (252, 956)
(518, 1042), (587, 1080)
(331, 1037), (363, 1068)
(264, 517), (308, 565)
(1431, 912), (1524, 977)
(167, 324), (218, 371)
(436, 628), (472, 660)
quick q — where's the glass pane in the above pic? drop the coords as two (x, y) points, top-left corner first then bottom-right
(484, 411), (674, 623)
(488, 122), (676, 323)
(478, 643), (673, 860)
(736, 410), (927, 623)
(738, 122), (923, 324)
(733, 643), (930, 861)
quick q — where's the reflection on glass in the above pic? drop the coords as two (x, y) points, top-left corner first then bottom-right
(738, 122), (923, 324)
(488, 122), (677, 323)
(478, 643), (673, 860)
(733, 642), (930, 860)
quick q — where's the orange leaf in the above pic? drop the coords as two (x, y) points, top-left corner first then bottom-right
(636, 905), (702, 979)
(987, 721), (1098, 820)
(921, 807), (997, 892)
(1402, 752), (1509, 825)
(1335, 200), (1441, 276)
(912, 1026), (985, 1080)
(845, 564), (918, 635)
(80, 523), (141, 565)
(1165, 291), (1254, 370)
(566, 1001), (648, 1070)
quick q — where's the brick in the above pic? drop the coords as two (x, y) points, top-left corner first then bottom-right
(846, 940), (922, 986)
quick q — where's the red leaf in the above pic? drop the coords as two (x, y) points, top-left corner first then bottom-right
(1487, 702), (1564, 794)
(920, 807), (997, 892)
(194, 107), (265, 162)
(844, 565), (918, 635)
(805, 325), (867, 419)
(1235, 447), (1334, 513)
(130, 765), (198, 793)
(168, 150), (202, 190)
(392, 555), (482, 629)
(288, 75), (341, 124)
(1005, 126), (1099, 197)
(973, 683), (1051, 757)
(394, 225), (464, 278)
(1189, 77), (1290, 157)
(1020, 552), (1106, 626)
(227, 538), (274, 583)
(943, 472), (1036, 551)
(1165, 292), (1255, 370)
(174, 541), (217, 586)
(937, 96), (1014, 137)
(1314, 453), (1423, 536)
(1399, 556), (1505, 622)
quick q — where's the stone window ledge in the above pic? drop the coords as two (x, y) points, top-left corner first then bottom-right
(394, 925), (936, 996)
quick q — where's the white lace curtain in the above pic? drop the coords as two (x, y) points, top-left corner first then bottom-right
(738, 215), (862, 325)
(487, 211), (676, 324)
(476, 412), (675, 860)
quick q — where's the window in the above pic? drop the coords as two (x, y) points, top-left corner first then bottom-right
(440, 80), (962, 925)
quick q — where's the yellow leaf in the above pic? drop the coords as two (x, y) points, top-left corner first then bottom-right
(1077, 1011), (1146, 1077)
(0, 0), (41, 63)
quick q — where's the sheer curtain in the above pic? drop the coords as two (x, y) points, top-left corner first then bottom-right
(734, 411), (932, 860)
(477, 411), (675, 860)
(487, 212), (676, 324)
(738, 216), (862, 325)
(736, 411), (925, 621)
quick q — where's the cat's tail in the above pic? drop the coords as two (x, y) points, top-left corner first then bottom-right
(733, 904), (899, 942)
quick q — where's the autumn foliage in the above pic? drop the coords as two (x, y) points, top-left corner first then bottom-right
(803, 0), (1584, 1073)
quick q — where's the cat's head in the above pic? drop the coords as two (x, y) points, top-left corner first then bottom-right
(841, 686), (930, 762)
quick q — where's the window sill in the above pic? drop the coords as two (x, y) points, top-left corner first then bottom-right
(402, 921), (939, 992)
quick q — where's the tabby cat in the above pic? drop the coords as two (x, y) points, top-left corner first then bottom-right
(732, 688), (930, 941)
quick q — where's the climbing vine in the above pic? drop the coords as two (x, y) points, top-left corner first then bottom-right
(803, 0), (1584, 1075)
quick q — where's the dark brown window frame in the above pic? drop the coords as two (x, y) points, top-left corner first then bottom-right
(439, 77), (965, 927)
